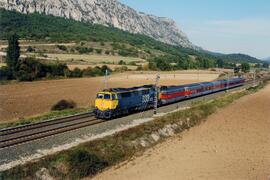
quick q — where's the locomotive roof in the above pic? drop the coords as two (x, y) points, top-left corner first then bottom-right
(103, 85), (155, 93)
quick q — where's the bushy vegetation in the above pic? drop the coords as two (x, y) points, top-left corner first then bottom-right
(51, 100), (77, 111)
(148, 55), (217, 71)
(241, 62), (250, 73)
(56, 45), (67, 51)
(26, 46), (35, 52)
(14, 58), (67, 81)
(68, 149), (108, 178)
(95, 49), (102, 54)
(75, 46), (93, 54)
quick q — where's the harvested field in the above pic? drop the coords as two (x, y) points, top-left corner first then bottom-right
(93, 84), (270, 180)
(0, 70), (219, 122)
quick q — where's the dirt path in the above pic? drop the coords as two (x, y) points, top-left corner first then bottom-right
(0, 71), (219, 122)
(93, 84), (270, 180)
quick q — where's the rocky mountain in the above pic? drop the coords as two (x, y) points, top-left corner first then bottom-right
(0, 0), (196, 49)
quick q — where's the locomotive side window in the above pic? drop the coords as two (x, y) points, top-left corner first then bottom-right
(97, 94), (104, 99)
(104, 94), (111, 100)
(121, 92), (131, 98)
(112, 94), (117, 100)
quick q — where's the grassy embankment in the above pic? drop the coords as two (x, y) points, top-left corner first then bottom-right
(0, 81), (266, 179)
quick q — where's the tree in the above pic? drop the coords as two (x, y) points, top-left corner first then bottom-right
(263, 62), (269, 69)
(6, 34), (20, 78)
(216, 59), (225, 68)
(241, 62), (250, 73)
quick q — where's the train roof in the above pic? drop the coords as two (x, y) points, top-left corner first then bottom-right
(103, 85), (155, 93)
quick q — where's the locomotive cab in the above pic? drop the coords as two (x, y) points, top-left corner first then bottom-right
(94, 92), (119, 119)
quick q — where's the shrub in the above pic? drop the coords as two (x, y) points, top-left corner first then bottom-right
(16, 58), (47, 81)
(0, 66), (11, 80)
(118, 60), (126, 65)
(115, 66), (128, 72)
(91, 66), (103, 76)
(56, 45), (67, 51)
(101, 65), (112, 74)
(95, 49), (102, 54)
(82, 67), (93, 77)
(105, 50), (110, 55)
(71, 67), (82, 77)
(136, 65), (143, 71)
(68, 149), (108, 178)
(51, 99), (76, 111)
(26, 46), (34, 52)
(80, 42), (85, 46)
(46, 62), (68, 77)
(75, 46), (93, 54)
(128, 61), (137, 66)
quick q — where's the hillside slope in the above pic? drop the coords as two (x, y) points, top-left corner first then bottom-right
(219, 53), (263, 64)
(0, 0), (196, 49)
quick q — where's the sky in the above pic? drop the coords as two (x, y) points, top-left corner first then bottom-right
(119, 0), (270, 59)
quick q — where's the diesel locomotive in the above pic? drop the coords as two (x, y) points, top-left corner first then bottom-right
(94, 77), (245, 119)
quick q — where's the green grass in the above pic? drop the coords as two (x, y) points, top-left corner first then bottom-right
(0, 82), (266, 179)
(0, 107), (92, 130)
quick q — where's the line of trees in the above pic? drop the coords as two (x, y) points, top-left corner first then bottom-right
(146, 55), (235, 71)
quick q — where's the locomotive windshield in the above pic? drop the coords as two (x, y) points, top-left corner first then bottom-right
(104, 94), (111, 100)
(97, 93), (104, 99)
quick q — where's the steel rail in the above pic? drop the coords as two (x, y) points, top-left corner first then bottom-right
(0, 112), (94, 136)
(0, 118), (104, 148)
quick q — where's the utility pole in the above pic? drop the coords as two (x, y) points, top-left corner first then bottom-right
(154, 73), (160, 115)
(226, 72), (229, 92)
(253, 70), (256, 87)
(104, 69), (108, 89)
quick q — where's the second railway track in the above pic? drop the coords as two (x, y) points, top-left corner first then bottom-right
(0, 112), (104, 149)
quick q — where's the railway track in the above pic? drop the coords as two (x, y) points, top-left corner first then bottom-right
(0, 112), (104, 149)
(1, 77), (268, 149)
